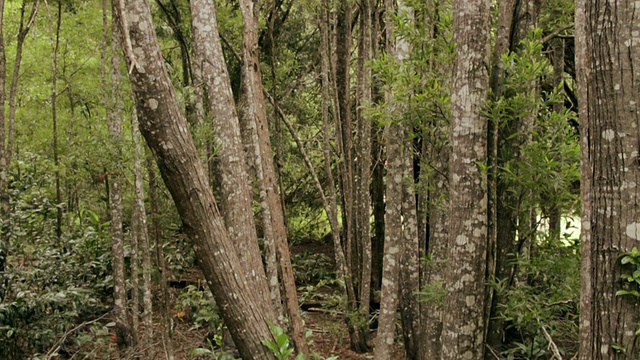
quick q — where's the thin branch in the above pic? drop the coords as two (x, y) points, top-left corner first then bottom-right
(113, 0), (138, 73)
(542, 23), (574, 44)
(45, 313), (110, 358)
(541, 326), (563, 360)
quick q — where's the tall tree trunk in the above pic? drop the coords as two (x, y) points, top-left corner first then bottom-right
(49, 0), (63, 242)
(115, 1), (277, 359)
(419, 4), (450, 359)
(148, 156), (175, 360)
(132, 111), (153, 347)
(190, 0), (271, 312)
(440, 0), (490, 359)
(0, 0), (7, 282)
(487, 0), (540, 351)
(355, 0), (373, 326)
(236, 0), (308, 354)
(577, 0), (640, 358)
(374, 1), (406, 358)
(106, 2), (132, 349)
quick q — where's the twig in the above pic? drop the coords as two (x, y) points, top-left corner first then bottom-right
(486, 344), (504, 360)
(542, 326), (563, 360)
(542, 24), (574, 44)
(307, 307), (343, 316)
(45, 312), (109, 358)
(114, 0), (139, 74)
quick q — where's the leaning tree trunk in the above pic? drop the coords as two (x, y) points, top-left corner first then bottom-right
(237, 0), (308, 354)
(190, 0), (271, 313)
(440, 0), (490, 359)
(115, 1), (277, 359)
(577, 0), (640, 358)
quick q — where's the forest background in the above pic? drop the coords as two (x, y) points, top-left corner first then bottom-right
(0, 0), (636, 359)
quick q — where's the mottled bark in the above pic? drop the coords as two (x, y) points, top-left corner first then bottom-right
(374, 1), (405, 358)
(190, 0), (270, 311)
(236, 0), (308, 354)
(236, 0), (284, 326)
(132, 112), (153, 346)
(355, 0), (373, 345)
(577, 0), (640, 358)
(106, 3), (132, 349)
(0, 0), (6, 280)
(148, 156), (175, 360)
(486, 0), (539, 352)
(115, 1), (277, 358)
(440, 0), (490, 359)
(420, 142), (449, 360)
(49, 1), (63, 242)
(374, 121), (403, 360)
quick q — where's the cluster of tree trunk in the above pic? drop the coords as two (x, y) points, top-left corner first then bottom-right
(9, 0), (627, 359)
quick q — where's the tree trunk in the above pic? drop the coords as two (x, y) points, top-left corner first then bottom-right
(440, 0), (490, 359)
(132, 111), (153, 346)
(236, 0), (308, 354)
(115, 1), (277, 358)
(577, 0), (640, 358)
(148, 156), (175, 360)
(106, 3), (132, 349)
(355, 0), (373, 327)
(486, 0), (539, 352)
(190, 0), (271, 313)
(0, 0), (6, 282)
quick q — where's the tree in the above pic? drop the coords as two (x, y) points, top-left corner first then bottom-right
(114, 1), (278, 358)
(577, 0), (640, 358)
(440, 0), (490, 359)
(236, 0), (308, 353)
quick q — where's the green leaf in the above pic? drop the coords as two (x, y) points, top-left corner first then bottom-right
(615, 289), (640, 298)
(189, 348), (214, 355)
(295, 353), (306, 360)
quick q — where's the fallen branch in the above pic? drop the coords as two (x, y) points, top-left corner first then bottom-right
(45, 312), (110, 359)
(542, 326), (563, 360)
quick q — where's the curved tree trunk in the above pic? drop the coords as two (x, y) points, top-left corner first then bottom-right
(115, 1), (277, 359)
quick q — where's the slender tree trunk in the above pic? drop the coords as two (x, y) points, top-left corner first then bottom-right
(487, 1), (540, 351)
(131, 111), (153, 347)
(190, 0), (271, 313)
(115, 1), (277, 358)
(148, 156), (175, 360)
(237, 0), (284, 327)
(374, 2), (405, 358)
(236, 0), (308, 354)
(440, 0), (490, 359)
(0, 0), (7, 280)
(419, 4), (450, 358)
(106, 2), (132, 349)
(49, 1), (63, 243)
(355, 0), (373, 326)
(577, 0), (640, 358)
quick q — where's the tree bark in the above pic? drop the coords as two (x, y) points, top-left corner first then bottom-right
(115, 1), (277, 358)
(190, 0), (271, 313)
(236, 0), (308, 354)
(440, 0), (490, 359)
(106, 3), (132, 349)
(132, 111), (153, 346)
(577, 0), (640, 358)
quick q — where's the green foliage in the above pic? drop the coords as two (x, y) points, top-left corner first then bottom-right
(618, 247), (640, 298)
(176, 285), (222, 331)
(292, 251), (334, 284)
(262, 320), (304, 360)
(494, 239), (580, 359)
(616, 247), (640, 337)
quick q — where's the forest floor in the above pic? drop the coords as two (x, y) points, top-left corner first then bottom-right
(139, 239), (405, 360)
